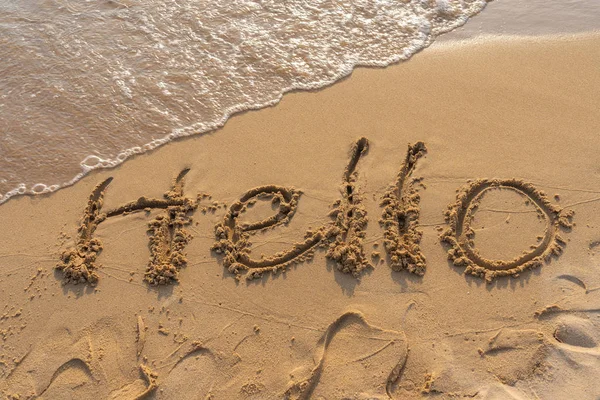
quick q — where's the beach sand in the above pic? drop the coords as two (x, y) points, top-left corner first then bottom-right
(0, 33), (599, 399)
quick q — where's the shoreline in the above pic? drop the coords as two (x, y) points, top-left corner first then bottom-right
(439, 0), (600, 40)
(0, 0), (489, 206)
(4, 0), (600, 205)
(433, 30), (600, 51)
(2, 29), (600, 208)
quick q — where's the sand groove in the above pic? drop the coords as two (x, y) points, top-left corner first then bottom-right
(213, 138), (373, 280)
(142, 169), (198, 285)
(380, 142), (427, 275)
(136, 316), (146, 358)
(325, 137), (372, 276)
(211, 185), (313, 280)
(56, 177), (113, 284)
(440, 179), (574, 282)
(284, 310), (408, 399)
(56, 169), (200, 285)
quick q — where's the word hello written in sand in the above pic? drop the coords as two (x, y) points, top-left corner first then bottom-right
(56, 138), (574, 286)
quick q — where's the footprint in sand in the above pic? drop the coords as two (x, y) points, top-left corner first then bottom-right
(462, 318), (599, 399)
(548, 315), (600, 396)
(35, 358), (99, 399)
(1, 317), (139, 399)
(150, 341), (221, 400)
(479, 317), (600, 398)
(538, 314), (600, 399)
(479, 328), (547, 386)
(477, 382), (527, 400)
(553, 314), (599, 349)
(519, 313), (600, 398)
(284, 311), (408, 399)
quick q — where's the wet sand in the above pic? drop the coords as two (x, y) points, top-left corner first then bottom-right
(0, 34), (599, 399)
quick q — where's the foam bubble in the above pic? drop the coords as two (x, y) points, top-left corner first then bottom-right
(31, 184), (50, 194)
(81, 155), (108, 171)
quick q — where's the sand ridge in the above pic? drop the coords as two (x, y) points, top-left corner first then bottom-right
(380, 142), (428, 275)
(56, 177), (113, 284)
(56, 169), (208, 286)
(144, 169), (198, 285)
(58, 144), (577, 287)
(212, 137), (374, 280)
(283, 310), (409, 399)
(47, 135), (591, 397)
(440, 179), (574, 282)
(325, 137), (372, 276)
(212, 184), (310, 280)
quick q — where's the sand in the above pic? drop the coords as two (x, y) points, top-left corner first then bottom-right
(0, 34), (599, 399)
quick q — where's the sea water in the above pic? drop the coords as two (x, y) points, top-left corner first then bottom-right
(1, 0), (598, 204)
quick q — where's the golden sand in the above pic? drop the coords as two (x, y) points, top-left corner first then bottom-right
(1, 34), (599, 399)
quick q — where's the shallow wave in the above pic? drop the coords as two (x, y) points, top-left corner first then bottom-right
(0, 0), (487, 204)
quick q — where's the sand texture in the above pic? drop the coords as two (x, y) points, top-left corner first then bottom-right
(1, 34), (600, 399)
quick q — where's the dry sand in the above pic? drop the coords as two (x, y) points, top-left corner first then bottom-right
(0, 34), (599, 399)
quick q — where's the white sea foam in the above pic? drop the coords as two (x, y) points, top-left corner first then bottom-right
(0, 0), (492, 204)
